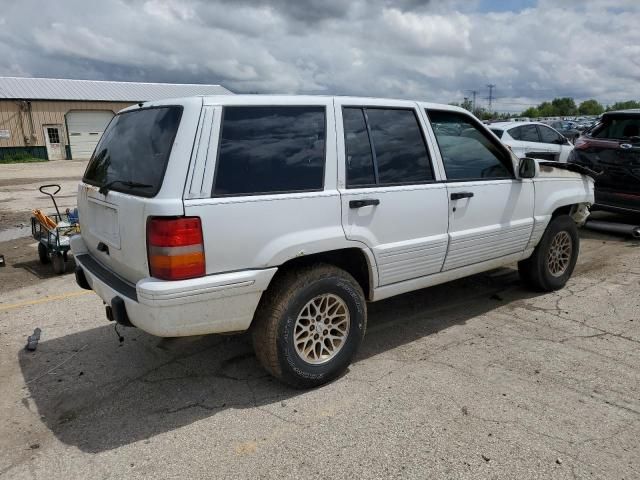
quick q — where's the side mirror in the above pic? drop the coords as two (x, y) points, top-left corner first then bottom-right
(519, 157), (537, 179)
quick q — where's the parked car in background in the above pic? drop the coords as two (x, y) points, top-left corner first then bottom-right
(490, 121), (574, 162)
(568, 109), (640, 213)
(544, 120), (581, 142)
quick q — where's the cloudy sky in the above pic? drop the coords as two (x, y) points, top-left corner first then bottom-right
(0, 0), (638, 112)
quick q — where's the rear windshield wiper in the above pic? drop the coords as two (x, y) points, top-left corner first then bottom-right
(99, 180), (153, 195)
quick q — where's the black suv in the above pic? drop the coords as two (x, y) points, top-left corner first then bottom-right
(568, 109), (640, 213)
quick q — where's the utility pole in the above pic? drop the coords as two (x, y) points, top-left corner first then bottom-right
(486, 84), (496, 112)
(466, 90), (478, 112)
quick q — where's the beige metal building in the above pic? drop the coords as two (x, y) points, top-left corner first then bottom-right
(0, 77), (231, 161)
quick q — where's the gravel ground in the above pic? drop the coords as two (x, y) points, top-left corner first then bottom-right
(0, 225), (638, 479)
(0, 160), (86, 241)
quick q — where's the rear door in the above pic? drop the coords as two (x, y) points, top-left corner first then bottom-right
(335, 99), (449, 286)
(511, 124), (556, 160)
(78, 98), (203, 283)
(427, 109), (534, 270)
(536, 124), (569, 162)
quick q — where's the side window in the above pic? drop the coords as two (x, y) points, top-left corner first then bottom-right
(518, 125), (540, 142)
(343, 108), (375, 187)
(508, 127), (521, 140)
(342, 107), (433, 188)
(365, 109), (433, 185)
(213, 106), (325, 196)
(538, 125), (563, 144)
(427, 110), (512, 181)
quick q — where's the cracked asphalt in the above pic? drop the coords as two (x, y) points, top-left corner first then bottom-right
(0, 222), (639, 479)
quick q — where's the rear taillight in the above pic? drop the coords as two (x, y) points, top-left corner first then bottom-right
(147, 217), (205, 280)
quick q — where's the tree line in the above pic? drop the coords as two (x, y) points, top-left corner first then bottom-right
(450, 97), (640, 120)
(520, 98), (640, 118)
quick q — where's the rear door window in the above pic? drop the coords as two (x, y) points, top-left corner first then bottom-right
(213, 106), (326, 196)
(513, 125), (540, 142)
(366, 109), (433, 185)
(428, 110), (512, 181)
(83, 106), (182, 197)
(343, 108), (376, 187)
(538, 125), (563, 144)
(343, 107), (433, 188)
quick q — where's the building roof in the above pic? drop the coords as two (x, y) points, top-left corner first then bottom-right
(0, 77), (232, 102)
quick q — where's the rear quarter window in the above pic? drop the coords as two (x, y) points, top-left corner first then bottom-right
(83, 106), (182, 197)
(213, 106), (326, 196)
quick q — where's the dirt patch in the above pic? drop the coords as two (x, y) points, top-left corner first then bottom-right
(0, 236), (76, 294)
(0, 177), (80, 188)
(0, 208), (31, 230)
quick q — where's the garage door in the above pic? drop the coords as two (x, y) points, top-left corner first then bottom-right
(66, 111), (114, 160)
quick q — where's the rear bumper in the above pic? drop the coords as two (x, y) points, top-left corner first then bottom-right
(70, 236), (277, 337)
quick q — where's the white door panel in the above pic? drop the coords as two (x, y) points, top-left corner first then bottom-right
(444, 180), (534, 270)
(342, 185), (449, 285)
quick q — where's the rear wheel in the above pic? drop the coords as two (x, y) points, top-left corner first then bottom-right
(252, 264), (367, 389)
(518, 215), (579, 291)
(38, 243), (50, 264)
(52, 253), (66, 275)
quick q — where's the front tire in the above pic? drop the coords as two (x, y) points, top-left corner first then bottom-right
(518, 215), (579, 291)
(252, 264), (367, 389)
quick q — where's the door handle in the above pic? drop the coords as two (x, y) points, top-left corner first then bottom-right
(450, 192), (474, 200)
(349, 198), (380, 209)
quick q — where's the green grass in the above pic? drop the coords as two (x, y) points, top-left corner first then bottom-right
(0, 153), (47, 164)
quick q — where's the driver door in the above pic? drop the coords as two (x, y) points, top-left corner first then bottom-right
(427, 110), (534, 271)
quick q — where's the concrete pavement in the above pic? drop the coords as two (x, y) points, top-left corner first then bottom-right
(0, 228), (638, 479)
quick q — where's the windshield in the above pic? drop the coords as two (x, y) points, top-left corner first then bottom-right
(591, 114), (640, 140)
(83, 106), (183, 197)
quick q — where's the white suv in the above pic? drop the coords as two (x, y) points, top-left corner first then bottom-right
(72, 95), (594, 388)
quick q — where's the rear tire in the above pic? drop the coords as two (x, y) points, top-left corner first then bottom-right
(52, 253), (66, 275)
(518, 215), (579, 291)
(38, 243), (50, 264)
(252, 264), (367, 389)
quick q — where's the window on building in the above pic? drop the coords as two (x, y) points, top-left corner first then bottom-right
(47, 128), (60, 144)
(213, 106), (326, 196)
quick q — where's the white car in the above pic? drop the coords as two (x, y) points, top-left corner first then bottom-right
(489, 121), (574, 162)
(71, 95), (594, 388)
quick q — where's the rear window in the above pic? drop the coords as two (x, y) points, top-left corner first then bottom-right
(592, 115), (640, 140)
(213, 106), (326, 196)
(490, 128), (504, 138)
(83, 106), (182, 197)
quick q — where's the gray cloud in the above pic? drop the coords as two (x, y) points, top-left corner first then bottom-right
(0, 0), (638, 111)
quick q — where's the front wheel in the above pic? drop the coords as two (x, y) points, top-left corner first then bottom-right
(518, 215), (579, 291)
(252, 264), (367, 389)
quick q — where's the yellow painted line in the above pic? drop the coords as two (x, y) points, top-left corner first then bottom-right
(0, 290), (93, 312)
